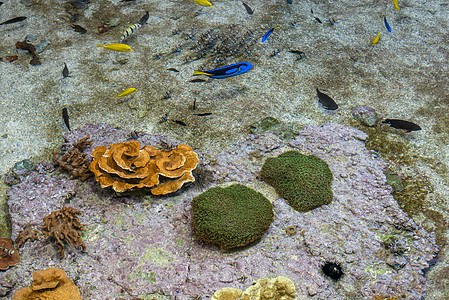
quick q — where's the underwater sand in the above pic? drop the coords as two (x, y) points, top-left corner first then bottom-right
(0, 0), (448, 298)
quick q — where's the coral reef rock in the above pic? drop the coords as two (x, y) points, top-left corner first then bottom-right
(42, 206), (86, 258)
(261, 151), (333, 212)
(89, 140), (199, 194)
(4, 124), (439, 299)
(13, 267), (82, 300)
(192, 184), (274, 249)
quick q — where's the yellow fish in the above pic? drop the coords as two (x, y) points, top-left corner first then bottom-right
(194, 0), (213, 7)
(393, 0), (400, 11)
(97, 43), (133, 52)
(114, 88), (138, 97)
(371, 32), (381, 46)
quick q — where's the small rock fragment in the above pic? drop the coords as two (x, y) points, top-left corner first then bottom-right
(351, 105), (379, 127)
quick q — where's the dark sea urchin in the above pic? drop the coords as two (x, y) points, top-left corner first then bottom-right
(321, 261), (344, 280)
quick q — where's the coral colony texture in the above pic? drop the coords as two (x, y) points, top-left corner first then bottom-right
(192, 184), (274, 249)
(3, 123), (439, 299)
(211, 276), (297, 300)
(261, 151), (333, 212)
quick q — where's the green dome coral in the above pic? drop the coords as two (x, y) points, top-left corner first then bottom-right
(192, 184), (274, 249)
(261, 151), (333, 212)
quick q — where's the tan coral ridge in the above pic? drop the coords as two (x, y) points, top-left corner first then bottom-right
(212, 276), (297, 300)
(89, 141), (199, 194)
(13, 267), (82, 300)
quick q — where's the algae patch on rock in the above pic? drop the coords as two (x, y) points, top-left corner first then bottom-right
(261, 151), (333, 212)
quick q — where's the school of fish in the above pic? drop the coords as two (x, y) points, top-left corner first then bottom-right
(0, 0), (419, 132)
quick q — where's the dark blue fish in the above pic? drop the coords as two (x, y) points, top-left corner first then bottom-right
(262, 26), (280, 42)
(382, 119), (421, 132)
(384, 17), (392, 32)
(193, 62), (253, 79)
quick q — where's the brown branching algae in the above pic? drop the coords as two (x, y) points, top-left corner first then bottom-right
(42, 207), (86, 258)
(54, 136), (92, 181)
(15, 223), (41, 248)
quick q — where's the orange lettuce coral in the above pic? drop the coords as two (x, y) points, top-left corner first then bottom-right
(13, 267), (82, 300)
(89, 141), (199, 194)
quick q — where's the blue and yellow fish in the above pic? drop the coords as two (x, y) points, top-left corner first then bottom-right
(262, 26), (280, 42)
(193, 62), (253, 79)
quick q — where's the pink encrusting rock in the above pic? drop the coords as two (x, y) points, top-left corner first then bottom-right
(3, 123), (438, 299)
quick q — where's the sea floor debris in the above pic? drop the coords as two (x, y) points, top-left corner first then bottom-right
(3, 123), (439, 299)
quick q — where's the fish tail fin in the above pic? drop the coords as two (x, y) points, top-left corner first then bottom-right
(193, 70), (212, 76)
(97, 44), (105, 48)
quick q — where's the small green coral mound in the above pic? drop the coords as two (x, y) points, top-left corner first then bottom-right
(192, 184), (274, 249)
(261, 151), (333, 212)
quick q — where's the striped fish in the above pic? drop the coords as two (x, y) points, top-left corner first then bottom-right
(120, 11), (149, 42)
(120, 23), (142, 41)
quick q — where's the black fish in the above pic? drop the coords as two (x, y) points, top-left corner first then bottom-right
(71, 24), (87, 34)
(190, 78), (206, 83)
(0, 16), (27, 25)
(172, 120), (187, 126)
(139, 11), (150, 25)
(316, 88), (338, 110)
(242, 1), (254, 15)
(314, 17), (322, 24)
(167, 68), (179, 72)
(62, 63), (70, 78)
(289, 50), (305, 60)
(286, 0), (292, 4)
(194, 113), (213, 116)
(382, 119), (421, 132)
(62, 108), (71, 131)
(71, 0), (90, 9)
